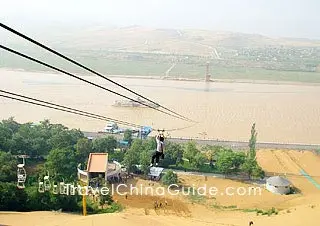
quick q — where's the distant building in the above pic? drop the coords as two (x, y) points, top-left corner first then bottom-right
(103, 122), (119, 133)
(266, 176), (291, 195)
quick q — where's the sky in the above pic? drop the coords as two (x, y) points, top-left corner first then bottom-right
(1, 0), (320, 39)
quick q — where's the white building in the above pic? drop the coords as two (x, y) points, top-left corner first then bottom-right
(266, 176), (291, 195)
(148, 167), (164, 181)
(104, 122), (118, 132)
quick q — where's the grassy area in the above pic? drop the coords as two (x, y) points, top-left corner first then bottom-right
(0, 51), (170, 76)
(242, 207), (279, 216)
(86, 198), (124, 214)
(211, 204), (238, 210)
(2, 49), (320, 83)
(185, 187), (206, 204)
(170, 63), (320, 83)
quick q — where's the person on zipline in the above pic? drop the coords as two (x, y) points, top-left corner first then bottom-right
(150, 133), (165, 167)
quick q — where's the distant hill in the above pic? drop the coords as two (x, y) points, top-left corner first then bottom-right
(2, 25), (320, 55)
(42, 26), (320, 53)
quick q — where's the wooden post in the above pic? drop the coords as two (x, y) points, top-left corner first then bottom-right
(82, 195), (87, 216)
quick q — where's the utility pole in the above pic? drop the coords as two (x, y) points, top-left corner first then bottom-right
(82, 195), (87, 216)
(205, 61), (211, 82)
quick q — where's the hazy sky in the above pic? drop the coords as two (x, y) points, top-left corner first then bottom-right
(1, 0), (320, 39)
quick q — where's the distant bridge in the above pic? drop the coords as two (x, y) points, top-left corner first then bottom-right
(83, 131), (320, 151)
(166, 137), (320, 151)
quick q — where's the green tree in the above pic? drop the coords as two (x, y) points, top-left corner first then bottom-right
(76, 138), (92, 163)
(183, 142), (198, 165)
(7, 121), (50, 157)
(0, 151), (17, 182)
(241, 158), (265, 180)
(216, 151), (234, 176)
(123, 129), (133, 146)
(233, 152), (246, 170)
(0, 123), (13, 151)
(252, 164), (265, 179)
(38, 119), (52, 135)
(202, 145), (229, 167)
(5, 120), (83, 157)
(161, 142), (184, 167)
(140, 149), (151, 176)
(0, 182), (27, 211)
(10, 126), (31, 156)
(192, 152), (207, 168)
(205, 151), (215, 167)
(109, 150), (125, 162)
(123, 139), (143, 172)
(1, 117), (20, 134)
(242, 123), (265, 179)
(161, 170), (178, 185)
(248, 123), (257, 159)
(93, 136), (117, 154)
(142, 137), (157, 152)
(241, 159), (254, 179)
(123, 149), (137, 173)
(25, 185), (54, 211)
(45, 148), (77, 180)
(47, 123), (83, 150)
(99, 190), (113, 208)
(49, 192), (81, 211)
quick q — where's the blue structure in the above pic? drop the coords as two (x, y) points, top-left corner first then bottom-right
(119, 140), (129, 148)
(139, 126), (152, 139)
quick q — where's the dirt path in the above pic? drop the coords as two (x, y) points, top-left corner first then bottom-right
(164, 63), (176, 78)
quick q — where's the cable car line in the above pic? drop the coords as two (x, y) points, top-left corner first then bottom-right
(0, 89), (141, 128)
(0, 44), (192, 122)
(0, 93), (143, 128)
(0, 22), (194, 122)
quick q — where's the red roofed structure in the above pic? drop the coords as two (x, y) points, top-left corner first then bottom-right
(77, 153), (122, 185)
(87, 153), (108, 182)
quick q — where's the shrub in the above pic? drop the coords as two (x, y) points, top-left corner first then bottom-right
(0, 182), (27, 211)
(161, 170), (178, 185)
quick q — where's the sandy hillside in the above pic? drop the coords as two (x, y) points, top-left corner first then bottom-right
(1, 149), (319, 226)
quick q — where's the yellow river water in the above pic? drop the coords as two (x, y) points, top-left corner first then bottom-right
(1, 69), (320, 144)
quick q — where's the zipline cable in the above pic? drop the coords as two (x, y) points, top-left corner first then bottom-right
(0, 89), (197, 132)
(0, 92), (143, 128)
(0, 44), (192, 122)
(0, 22), (194, 122)
(0, 89), (141, 127)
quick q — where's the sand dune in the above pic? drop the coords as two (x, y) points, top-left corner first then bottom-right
(1, 203), (319, 226)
